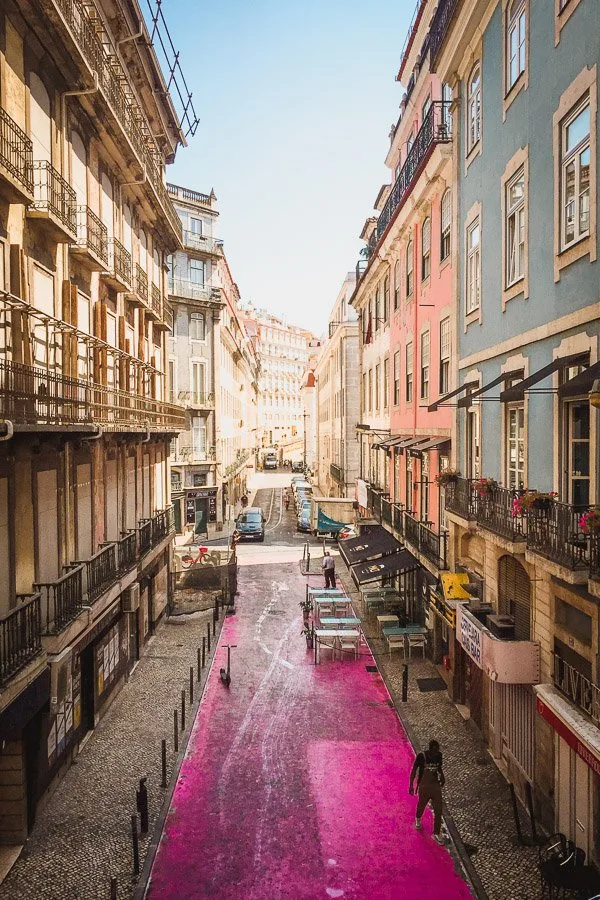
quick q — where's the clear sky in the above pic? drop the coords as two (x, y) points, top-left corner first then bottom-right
(165, 0), (416, 335)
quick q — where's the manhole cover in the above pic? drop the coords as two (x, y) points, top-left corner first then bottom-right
(365, 665), (378, 673)
(416, 677), (447, 692)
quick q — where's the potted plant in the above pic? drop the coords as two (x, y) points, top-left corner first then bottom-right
(299, 598), (313, 622)
(436, 468), (460, 487)
(579, 507), (600, 535)
(473, 477), (498, 498)
(512, 491), (558, 517)
(301, 623), (314, 649)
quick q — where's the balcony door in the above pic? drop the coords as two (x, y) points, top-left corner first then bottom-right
(191, 362), (205, 405)
(189, 259), (205, 286)
(0, 477), (9, 615)
(70, 131), (87, 205)
(192, 417), (207, 460)
(126, 456), (136, 530)
(76, 463), (92, 561)
(101, 172), (114, 242)
(142, 453), (151, 518)
(564, 400), (590, 506)
(36, 468), (59, 582)
(506, 405), (525, 490)
(30, 74), (51, 163)
(105, 458), (119, 542)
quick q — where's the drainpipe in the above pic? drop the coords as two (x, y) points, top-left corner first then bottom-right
(117, 20), (143, 53)
(82, 425), (103, 442)
(0, 421), (14, 441)
(141, 426), (151, 444)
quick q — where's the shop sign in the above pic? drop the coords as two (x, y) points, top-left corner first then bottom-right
(537, 696), (600, 778)
(457, 606), (483, 668)
(186, 488), (217, 499)
(356, 479), (368, 510)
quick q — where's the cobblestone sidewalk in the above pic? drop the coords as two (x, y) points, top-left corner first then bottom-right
(0, 609), (222, 900)
(335, 565), (541, 900)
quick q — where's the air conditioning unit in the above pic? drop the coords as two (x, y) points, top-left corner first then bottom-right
(122, 583), (141, 613)
(487, 614), (516, 641)
(50, 648), (72, 709)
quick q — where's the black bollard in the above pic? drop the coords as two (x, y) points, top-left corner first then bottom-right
(207, 623), (211, 653)
(181, 690), (186, 731)
(131, 814), (140, 876)
(190, 667), (194, 704)
(215, 596), (220, 621)
(161, 739), (167, 788)
(212, 613), (216, 638)
(401, 664), (408, 702)
(509, 782), (525, 845)
(525, 780), (538, 843)
(202, 637), (206, 668)
(173, 709), (178, 752)
(136, 777), (149, 835)
(197, 647), (201, 681)
(110, 876), (117, 899)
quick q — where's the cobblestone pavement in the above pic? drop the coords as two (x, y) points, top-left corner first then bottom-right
(335, 564), (542, 900)
(0, 608), (221, 900)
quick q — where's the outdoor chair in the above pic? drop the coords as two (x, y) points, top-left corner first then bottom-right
(407, 634), (427, 659)
(339, 633), (359, 661)
(317, 632), (337, 662)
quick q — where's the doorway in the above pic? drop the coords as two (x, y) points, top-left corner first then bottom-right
(194, 498), (209, 536)
(80, 645), (95, 733)
(128, 608), (140, 669)
(23, 710), (44, 831)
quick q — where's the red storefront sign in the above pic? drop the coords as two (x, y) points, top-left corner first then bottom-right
(537, 695), (600, 777)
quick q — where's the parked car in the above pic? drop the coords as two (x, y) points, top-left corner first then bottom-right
(295, 488), (312, 510)
(336, 524), (358, 541)
(297, 505), (312, 532)
(290, 475), (306, 488)
(235, 507), (265, 541)
(291, 460), (304, 473)
(264, 455), (278, 470)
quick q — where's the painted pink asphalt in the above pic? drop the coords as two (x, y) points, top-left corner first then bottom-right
(146, 561), (473, 900)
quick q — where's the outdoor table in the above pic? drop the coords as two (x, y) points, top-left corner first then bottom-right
(540, 858), (600, 898)
(319, 617), (361, 629)
(377, 615), (399, 635)
(313, 597), (351, 606)
(360, 586), (398, 602)
(382, 625), (427, 637)
(308, 588), (346, 597)
(314, 629), (360, 664)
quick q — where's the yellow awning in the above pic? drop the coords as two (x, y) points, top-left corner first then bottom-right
(441, 573), (471, 601)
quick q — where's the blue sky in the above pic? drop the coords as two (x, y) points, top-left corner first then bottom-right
(165, 0), (415, 335)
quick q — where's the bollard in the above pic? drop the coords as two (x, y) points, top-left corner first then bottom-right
(136, 777), (149, 835)
(212, 614), (216, 638)
(202, 637), (206, 668)
(181, 690), (186, 731)
(401, 664), (408, 703)
(215, 595), (220, 621)
(525, 780), (538, 843)
(110, 876), (117, 899)
(131, 814), (140, 877)
(197, 647), (201, 681)
(207, 623), (211, 653)
(190, 667), (194, 704)
(161, 739), (167, 788)
(509, 782), (525, 845)
(173, 709), (178, 752)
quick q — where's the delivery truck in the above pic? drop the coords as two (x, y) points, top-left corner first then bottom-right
(310, 496), (355, 538)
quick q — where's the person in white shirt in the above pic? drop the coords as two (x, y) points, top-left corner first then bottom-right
(321, 551), (336, 588)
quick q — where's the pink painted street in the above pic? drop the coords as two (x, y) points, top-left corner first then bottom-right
(145, 543), (473, 899)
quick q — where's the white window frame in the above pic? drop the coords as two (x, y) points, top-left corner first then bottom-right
(393, 259), (400, 309)
(420, 330), (430, 400)
(406, 240), (413, 298)
(560, 98), (591, 251)
(467, 64), (482, 154)
(439, 318), (450, 395)
(441, 190), (451, 261)
(506, 0), (526, 92)
(393, 350), (400, 405)
(506, 404), (525, 490)
(406, 342), (413, 403)
(506, 167), (526, 287)
(190, 311), (206, 341)
(466, 219), (481, 314)
(421, 218), (431, 281)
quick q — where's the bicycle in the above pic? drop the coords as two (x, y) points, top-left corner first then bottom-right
(180, 546), (221, 569)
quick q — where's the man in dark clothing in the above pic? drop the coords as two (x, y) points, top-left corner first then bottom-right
(322, 551), (336, 588)
(409, 739), (447, 843)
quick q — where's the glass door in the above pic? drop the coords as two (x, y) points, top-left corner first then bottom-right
(565, 400), (590, 506)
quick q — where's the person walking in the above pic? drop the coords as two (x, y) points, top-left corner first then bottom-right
(409, 739), (447, 844)
(322, 551), (336, 589)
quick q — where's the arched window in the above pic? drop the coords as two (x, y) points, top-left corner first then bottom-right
(70, 130), (87, 204)
(123, 204), (133, 253)
(393, 259), (400, 310)
(441, 190), (451, 260)
(421, 218), (431, 281)
(507, 0), (526, 90)
(101, 172), (114, 240)
(139, 229), (147, 272)
(30, 73), (51, 162)
(405, 240), (413, 297)
(153, 249), (160, 287)
(467, 64), (481, 153)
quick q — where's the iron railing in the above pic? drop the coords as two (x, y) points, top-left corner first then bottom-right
(381, 496), (393, 526)
(75, 205), (108, 266)
(330, 463), (343, 483)
(429, 0), (461, 65)
(404, 511), (421, 549)
(138, 519), (152, 556)
(526, 501), (591, 570)
(135, 264), (149, 303)
(118, 530), (137, 571)
(374, 102), (451, 246)
(168, 278), (219, 303)
(152, 507), (174, 545)
(151, 283), (162, 317)
(107, 238), (132, 286)
(445, 477), (477, 519)
(419, 521), (447, 569)
(0, 107), (33, 194)
(31, 161), (76, 234)
(162, 302), (174, 332)
(476, 485), (525, 542)
(0, 594), (42, 684)
(36, 564), (84, 634)
(183, 230), (224, 255)
(591, 535), (600, 581)
(81, 544), (117, 602)
(554, 653), (600, 727)
(0, 359), (185, 430)
(167, 183), (212, 206)
(392, 502), (404, 535)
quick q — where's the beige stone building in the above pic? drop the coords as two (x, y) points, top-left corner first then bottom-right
(0, 0), (191, 842)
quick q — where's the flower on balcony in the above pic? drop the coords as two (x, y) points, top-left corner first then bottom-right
(579, 507), (600, 534)
(512, 491), (558, 517)
(435, 468), (460, 486)
(473, 477), (498, 498)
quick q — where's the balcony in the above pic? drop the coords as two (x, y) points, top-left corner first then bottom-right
(35, 565), (84, 634)
(169, 278), (222, 304)
(381, 496), (393, 526)
(0, 594), (42, 684)
(137, 519), (152, 557)
(148, 283), (162, 320)
(177, 390), (215, 410)
(445, 477), (477, 520)
(138, 507), (174, 557)
(526, 501), (591, 571)
(167, 184), (213, 207)
(400, 511), (448, 570)
(591, 536), (600, 582)
(0, 359), (185, 432)
(429, 0), (461, 66)
(129, 263), (149, 308)
(77, 543), (117, 603)
(72, 205), (108, 269)
(160, 302), (174, 333)
(553, 653), (600, 727)
(182, 230), (224, 256)
(117, 530), (137, 572)
(330, 462), (344, 484)
(103, 238), (132, 291)
(29, 161), (76, 240)
(392, 502), (404, 535)
(0, 107), (33, 201)
(373, 102), (452, 249)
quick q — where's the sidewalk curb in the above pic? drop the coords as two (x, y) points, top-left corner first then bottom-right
(132, 615), (225, 900)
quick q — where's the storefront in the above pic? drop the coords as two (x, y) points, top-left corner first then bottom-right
(426, 578), (459, 692)
(185, 487), (217, 537)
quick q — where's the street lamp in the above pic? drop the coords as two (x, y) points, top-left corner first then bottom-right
(303, 411), (308, 473)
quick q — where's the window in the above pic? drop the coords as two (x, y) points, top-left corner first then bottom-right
(383, 274), (390, 321)
(506, 168), (525, 286)
(393, 350), (400, 405)
(375, 363), (381, 410)
(192, 417), (207, 458)
(383, 357), (389, 409)
(506, 0), (526, 91)
(421, 218), (431, 281)
(466, 390), (481, 479)
(406, 240), (413, 298)
(374, 289), (380, 331)
(442, 82), (453, 132)
(439, 318), (450, 394)
(189, 259), (205, 284)
(441, 190), (451, 260)
(190, 312), (205, 341)
(190, 217), (203, 235)
(466, 219), (481, 314)
(407, 132), (414, 155)
(191, 362), (205, 404)
(422, 95), (431, 122)
(506, 406), (525, 490)
(565, 399), (590, 506)
(560, 99), (590, 250)
(393, 260), (400, 309)
(420, 330), (430, 399)
(405, 342), (413, 403)
(362, 373), (367, 411)
(368, 369), (373, 412)
(467, 65), (481, 153)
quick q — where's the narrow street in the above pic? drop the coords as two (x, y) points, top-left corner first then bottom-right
(142, 474), (473, 899)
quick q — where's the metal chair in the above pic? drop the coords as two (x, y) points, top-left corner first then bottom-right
(407, 633), (427, 659)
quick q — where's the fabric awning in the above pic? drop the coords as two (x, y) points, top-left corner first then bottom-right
(412, 437), (450, 451)
(558, 360), (600, 398)
(500, 353), (588, 402)
(457, 369), (523, 408)
(428, 381), (478, 412)
(339, 526), (401, 567)
(393, 437), (430, 451)
(351, 548), (420, 585)
(374, 435), (399, 449)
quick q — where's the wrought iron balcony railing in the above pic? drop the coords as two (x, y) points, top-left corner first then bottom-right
(162, 302), (174, 332)
(381, 496), (393, 526)
(137, 519), (152, 556)
(401, 511), (447, 570)
(476, 485), (525, 543)
(392, 502), (404, 535)
(429, 0), (461, 66)
(177, 390), (215, 408)
(106, 237), (132, 288)
(30, 161), (77, 237)
(330, 462), (344, 483)
(133, 263), (149, 305)
(77, 544), (117, 602)
(554, 653), (600, 727)
(150, 283), (162, 318)
(117, 530), (137, 572)
(374, 102), (451, 247)
(74, 205), (108, 267)
(169, 278), (220, 303)
(591, 535), (600, 582)
(138, 508), (173, 556)
(526, 501), (591, 570)
(404, 511), (420, 548)
(35, 564), (84, 634)
(183, 230), (224, 255)
(444, 477), (477, 519)
(0, 359), (185, 431)
(0, 107), (33, 196)
(0, 594), (42, 684)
